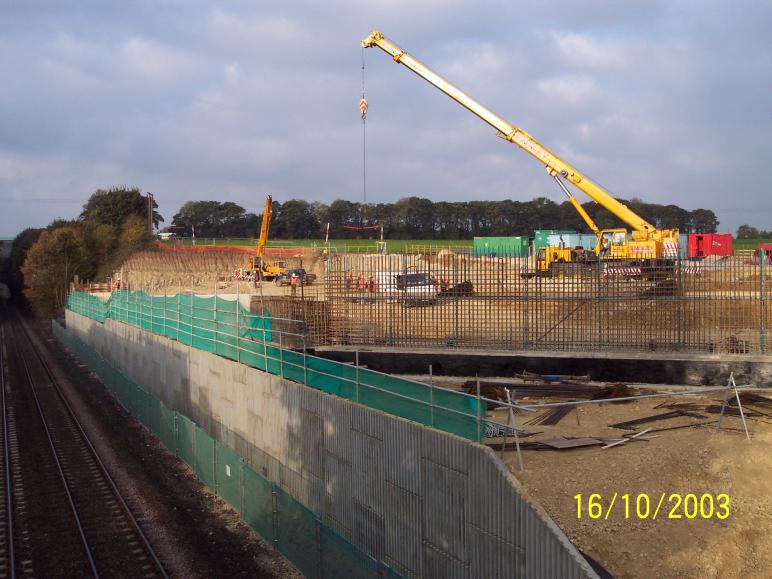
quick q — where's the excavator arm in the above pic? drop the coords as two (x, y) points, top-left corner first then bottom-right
(362, 31), (674, 244)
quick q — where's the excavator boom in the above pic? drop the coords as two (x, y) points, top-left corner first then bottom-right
(362, 31), (673, 243)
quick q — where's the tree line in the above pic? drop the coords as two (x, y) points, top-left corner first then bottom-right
(736, 224), (772, 239)
(2, 187), (157, 317)
(171, 196), (722, 240)
(3, 184), (768, 319)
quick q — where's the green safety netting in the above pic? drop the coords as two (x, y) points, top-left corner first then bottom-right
(216, 444), (243, 512)
(176, 414), (196, 468)
(195, 427), (217, 489)
(276, 487), (319, 577)
(242, 465), (276, 543)
(67, 290), (482, 441)
(53, 321), (399, 578)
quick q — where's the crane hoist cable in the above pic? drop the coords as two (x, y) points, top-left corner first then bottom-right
(359, 47), (369, 213)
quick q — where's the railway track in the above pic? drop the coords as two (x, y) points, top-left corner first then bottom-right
(0, 306), (168, 578)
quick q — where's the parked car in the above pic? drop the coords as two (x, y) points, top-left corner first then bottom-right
(274, 268), (317, 286)
(373, 271), (437, 306)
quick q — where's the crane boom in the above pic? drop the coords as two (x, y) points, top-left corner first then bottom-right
(362, 31), (674, 244)
(256, 194), (272, 259)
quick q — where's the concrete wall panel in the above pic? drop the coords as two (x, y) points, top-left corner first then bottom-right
(384, 480), (423, 577)
(64, 310), (597, 579)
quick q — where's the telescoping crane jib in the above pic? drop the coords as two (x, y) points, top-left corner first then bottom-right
(361, 30), (680, 266)
(248, 195), (287, 280)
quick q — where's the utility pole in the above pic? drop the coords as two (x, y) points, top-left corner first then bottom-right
(147, 192), (154, 236)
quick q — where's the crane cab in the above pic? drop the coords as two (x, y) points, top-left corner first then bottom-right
(596, 229), (661, 260)
(597, 229), (629, 258)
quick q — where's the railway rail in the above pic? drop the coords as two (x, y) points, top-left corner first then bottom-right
(0, 306), (167, 578)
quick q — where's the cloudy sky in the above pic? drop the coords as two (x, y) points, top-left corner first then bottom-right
(1, 0), (770, 237)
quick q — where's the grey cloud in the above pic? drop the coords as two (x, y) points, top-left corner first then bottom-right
(0, 0), (770, 237)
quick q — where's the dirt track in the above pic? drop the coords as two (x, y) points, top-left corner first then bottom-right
(495, 391), (772, 579)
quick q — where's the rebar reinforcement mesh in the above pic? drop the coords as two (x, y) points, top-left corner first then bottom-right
(323, 251), (770, 355)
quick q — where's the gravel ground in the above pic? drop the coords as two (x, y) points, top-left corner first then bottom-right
(496, 390), (772, 579)
(30, 317), (300, 579)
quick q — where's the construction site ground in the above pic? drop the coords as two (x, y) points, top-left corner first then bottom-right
(421, 375), (772, 579)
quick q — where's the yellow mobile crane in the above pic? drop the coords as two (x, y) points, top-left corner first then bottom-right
(362, 31), (680, 276)
(248, 195), (287, 280)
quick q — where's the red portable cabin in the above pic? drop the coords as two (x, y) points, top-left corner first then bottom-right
(687, 233), (733, 258)
(753, 243), (772, 264)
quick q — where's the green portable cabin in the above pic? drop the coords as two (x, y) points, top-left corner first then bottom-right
(534, 229), (575, 248)
(473, 236), (530, 257)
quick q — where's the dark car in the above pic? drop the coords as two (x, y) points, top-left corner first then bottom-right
(275, 268), (317, 286)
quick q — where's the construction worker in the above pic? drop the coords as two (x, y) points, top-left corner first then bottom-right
(368, 275), (376, 293)
(290, 273), (299, 297)
(357, 273), (367, 293)
(345, 270), (354, 291)
(440, 275), (450, 292)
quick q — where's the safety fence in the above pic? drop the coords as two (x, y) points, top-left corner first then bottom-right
(66, 290), (484, 442)
(324, 252), (770, 355)
(52, 321), (401, 578)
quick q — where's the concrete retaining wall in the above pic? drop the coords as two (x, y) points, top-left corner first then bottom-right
(65, 310), (597, 578)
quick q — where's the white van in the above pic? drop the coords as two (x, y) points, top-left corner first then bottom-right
(374, 271), (437, 305)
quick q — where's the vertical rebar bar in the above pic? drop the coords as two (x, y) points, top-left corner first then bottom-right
(355, 350), (360, 403)
(523, 274), (529, 347)
(762, 254), (767, 354)
(596, 258), (602, 350)
(429, 365), (434, 427)
(476, 375), (482, 442)
(236, 281), (241, 364)
(506, 388), (524, 472)
(279, 330), (284, 379)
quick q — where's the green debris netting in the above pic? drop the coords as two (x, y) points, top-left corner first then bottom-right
(216, 444), (243, 512)
(52, 321), (401, 579)
(320, 526), (380, 579)
(195, 428), (216, 489)
(146, 394), (162, 436)
(176, 414), (196, 468)
(276, 488), (319, 577)
(67, 290), (482, 441)
(243, 465), (275, 543)
(159, 404), (177, 453)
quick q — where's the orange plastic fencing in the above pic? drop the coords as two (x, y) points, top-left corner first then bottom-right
(153, 241), (315, 258)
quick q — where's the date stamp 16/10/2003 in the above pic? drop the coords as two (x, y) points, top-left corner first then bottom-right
(574, 493), (730, 521)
